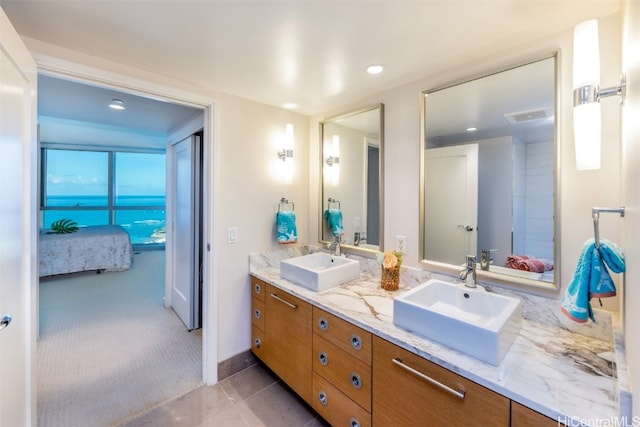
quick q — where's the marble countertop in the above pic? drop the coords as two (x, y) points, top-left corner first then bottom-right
(249, 247), (630, 424)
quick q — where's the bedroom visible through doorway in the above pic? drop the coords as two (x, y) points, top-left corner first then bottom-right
(36, 73), (208, 425)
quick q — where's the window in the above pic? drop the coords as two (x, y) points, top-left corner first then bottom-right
(41, 148), (166, 247)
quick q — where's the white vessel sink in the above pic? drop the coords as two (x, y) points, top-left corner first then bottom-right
(393, 279), (522, 365)
(280, 253), (360, 292)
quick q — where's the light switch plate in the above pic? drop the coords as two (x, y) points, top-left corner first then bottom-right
(227, 227), (238, 243)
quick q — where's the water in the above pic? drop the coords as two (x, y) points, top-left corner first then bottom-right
(44, 195), (166, 245)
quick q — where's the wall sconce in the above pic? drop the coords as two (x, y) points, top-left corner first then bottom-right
(325, 134), (340, 186)
(277, 123), (294, 183)
(573, 19), (626, 170)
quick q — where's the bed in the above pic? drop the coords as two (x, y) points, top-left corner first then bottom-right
(39, 225), (133, 277)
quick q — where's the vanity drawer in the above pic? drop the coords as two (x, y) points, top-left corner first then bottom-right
(251, 297), (265, 331)
(372, 336), (509, 426)
(312, 372), (371, 427)
(251, 276), (267, 303)
(250, 325), (266, 361)
(313, 334), (371, 412)
(313, 307), (372, 365)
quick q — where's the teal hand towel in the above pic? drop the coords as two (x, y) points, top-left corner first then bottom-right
(276, 211), (298, 244)
(323, 209), (343, 236)
(598, 238), (625, 274)
(561, 238), (623, 323)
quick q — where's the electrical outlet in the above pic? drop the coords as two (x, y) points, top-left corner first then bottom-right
(396, 235), (407, 253)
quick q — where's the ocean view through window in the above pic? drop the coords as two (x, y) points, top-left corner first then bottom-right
(42, 148), (166, 246)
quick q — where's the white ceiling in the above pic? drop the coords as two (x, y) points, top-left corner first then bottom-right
(1, 0), (620, 133)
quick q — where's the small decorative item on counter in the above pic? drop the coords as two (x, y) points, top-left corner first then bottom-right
(378, 250), (403, 291)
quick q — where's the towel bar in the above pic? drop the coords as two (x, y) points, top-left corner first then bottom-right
(327, 197), (341, 209)
(592, 206), (625, 248)
(278, 197), (294, 212)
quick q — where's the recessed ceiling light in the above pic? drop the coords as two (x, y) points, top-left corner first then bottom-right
(366, 64), (384, 75)
(109, 99), (125, 110)
(466, 127), (477, 132)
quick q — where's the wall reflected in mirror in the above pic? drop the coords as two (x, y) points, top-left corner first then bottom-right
(421, 55), (557, 287)
(321, 104), (384, 252)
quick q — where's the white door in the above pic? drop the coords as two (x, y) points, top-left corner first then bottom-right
(171, 135), (200, 330)
(424, 144), (478, 266)
(0, 7), (38, 426)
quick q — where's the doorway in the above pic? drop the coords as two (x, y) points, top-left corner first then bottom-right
(36, 71), (215, 424)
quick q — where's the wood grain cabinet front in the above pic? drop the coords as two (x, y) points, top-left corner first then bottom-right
(265, 283), (312, 403)
(312, 307), (372, 426)
(249, 277), (312, 404)
(372, 336), (510, 427)
(511, 401), (563, 426)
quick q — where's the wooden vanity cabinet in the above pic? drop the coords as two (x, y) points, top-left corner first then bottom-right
(251, 276), (565, 426)
(250, 277), (312, 403)
(250, 277), (266, 361)
(511, 402), (562, 426)
(372, 336), (510, 426)
(312, 308), (372, 426)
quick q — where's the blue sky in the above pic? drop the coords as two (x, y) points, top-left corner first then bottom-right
(46, 150), (166, 196)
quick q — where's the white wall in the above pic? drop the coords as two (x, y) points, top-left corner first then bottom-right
(622, 0), (640, 416)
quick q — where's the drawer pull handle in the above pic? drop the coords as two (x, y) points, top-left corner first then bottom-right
(350, 372), (362, 390)
(318, 317), (329, 331)
(349, 417), (360, 427)
(351, 333), (362, 351)
(270, 293), (297, 309)
(254, 283), (262, 295)
(254, 338), (262, 349)
(318, 351), (328, 366)
(392, 358), (465, 400)
(254, 308), (262, 320)
(318, 390), (328, 406)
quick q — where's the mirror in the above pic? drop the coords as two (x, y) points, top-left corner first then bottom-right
(320, 104), (384, 252)
(420, 55), (558, 289)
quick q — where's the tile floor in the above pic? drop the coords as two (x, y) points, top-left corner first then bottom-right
(121, 362), (330, 427)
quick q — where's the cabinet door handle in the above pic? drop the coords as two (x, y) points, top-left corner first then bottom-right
(392, 358), (465, 400)
(270, 293), (297, 309)
(254, 283), (262, 295)
(349, 417), (361, 427)
(318, 351), (328, 366)
(254, 338), (262, 349)
(350, 333), (362, 351)
(318, 390), (328, 406)
(254, 308), (262, 320)
(350, 372), (362, 390)
(318, 317), (329, 331)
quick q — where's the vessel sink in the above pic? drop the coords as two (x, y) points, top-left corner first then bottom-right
(393, 279), (522, 365)
(280, 253), (360, 292)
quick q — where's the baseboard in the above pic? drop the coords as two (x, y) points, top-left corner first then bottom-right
(217, 350), (258, 380)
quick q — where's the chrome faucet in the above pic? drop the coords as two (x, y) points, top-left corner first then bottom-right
(326, 234), (341, 256)
(459, 255), (477, 288)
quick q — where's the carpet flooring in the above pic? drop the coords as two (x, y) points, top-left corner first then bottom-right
(37, 250), (203, 427)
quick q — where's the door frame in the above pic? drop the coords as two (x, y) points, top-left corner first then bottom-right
(33, 54), (219, 384)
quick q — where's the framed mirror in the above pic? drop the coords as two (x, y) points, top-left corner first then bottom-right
(420, 54), (559, 290)
(320, 104), (384, 253)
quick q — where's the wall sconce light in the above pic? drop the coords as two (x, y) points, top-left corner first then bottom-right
(573, 19), (626, 170)
(277, 123), (294, 183)
(325, 134), (340, 186)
